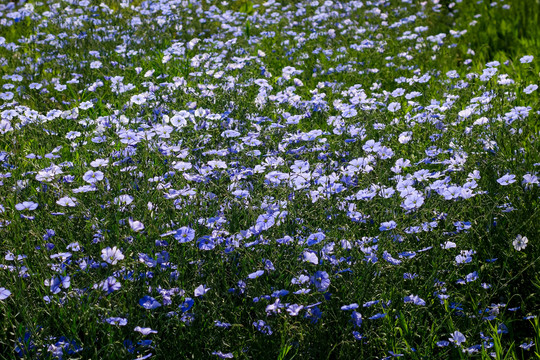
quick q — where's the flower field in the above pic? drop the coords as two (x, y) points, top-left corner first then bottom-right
(0, 0), (539, 358)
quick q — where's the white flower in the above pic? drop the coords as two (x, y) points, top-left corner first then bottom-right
(513, 235), (528, 251)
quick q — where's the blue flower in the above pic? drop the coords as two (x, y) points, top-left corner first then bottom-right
(286, 304), (304, 316)
(0, 287), (11, 300)
(247, 270), (264, 279)
(379, 221), (397, 231)
(520, 341), (535, 350)
(139, 296), (161, 310)
(303, 251), (318, 265)
(341, 303), (359, 311)
(465, 271), (478, 283)
(214, 320), (232, 329)
(134, 326), (158, 335)
(253, 320), (272, 335)
(174, 226), (195, 243)
(497, 174), (516, 186)
(179, 298), (194, 312)
(129, 218), (145, 232)
(369, 313), (386, 320)
(520, 55), (534, 63)
(198, 236), (215, 250)
(100, 276), (121, 294)
(449, 331), (466, 346)
(255, 213), (275, 231)
(271, 289), (289, 297)
(306, 232), (326, 246)
(263, 259), (275, 271)
(311, 271), (330, 292)
(105, 317), (127, 326)
(351, 311), (362, 327)
(101, 246), (124, 265)
(82, 170), (104, 184)
(382, 251), (401, 265)
(15, 201), (38, 211)
(45, 275), (70, 294)
(404, 295), (426, 306)
(212, 351), (234, 358)
(363, 300), (379, 308)
(194, 284), (210, 297)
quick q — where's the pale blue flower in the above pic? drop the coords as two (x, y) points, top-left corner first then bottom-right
(174, 227), (195, 243)
(311, 271), (330, 292)
(524, 84), (538, 94)
(449, 331), (466, 346)
(82, 170), (104, 184)
(194, 284), (210, 297)
(105, 317), (127, 326)
(134, 326), (158, 335)
(520, 55), (534, 64)
(247, 270), (264, 279)
(404, 295), (426, 306)
(497, 174), (516, 186)
(101, 247), (124, 265)
(286, 304), (304, 316)
(212, 351), (234, 358)
(129, 218), (145, 232)
(15, 201), (38, 211)
(0, 287), (11, 300)
(303, 251), (318, 265)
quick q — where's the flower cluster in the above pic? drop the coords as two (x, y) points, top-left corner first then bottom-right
(0, 0), (538, 358)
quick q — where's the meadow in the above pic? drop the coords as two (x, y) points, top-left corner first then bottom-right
(0, 0), (539, 358)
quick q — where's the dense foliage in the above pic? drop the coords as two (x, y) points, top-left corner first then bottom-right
(0, 0), (539, 358)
